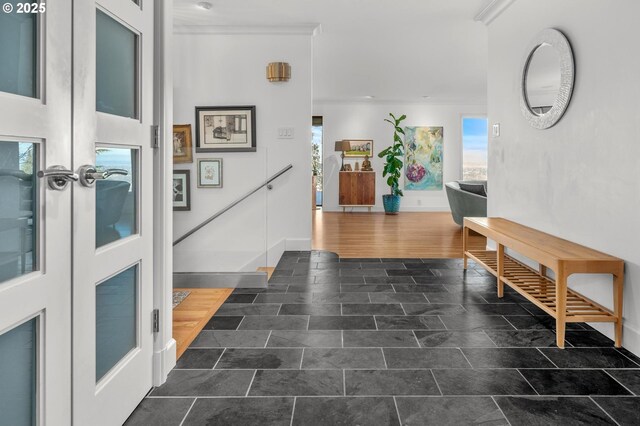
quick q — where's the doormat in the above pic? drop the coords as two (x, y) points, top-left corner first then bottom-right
(172, 290), (191, 309)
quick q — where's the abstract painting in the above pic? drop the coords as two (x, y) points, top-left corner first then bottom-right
(404, 126), (443, 191)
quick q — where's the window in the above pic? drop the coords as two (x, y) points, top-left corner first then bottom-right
(312, 116), (323, 207)
(462, 117), (488, 181)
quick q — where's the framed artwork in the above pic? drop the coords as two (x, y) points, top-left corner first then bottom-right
(344, 139), (373, 158)
(173, 124), (193, 163)
(197, 158), (223, 188)
(173, 170), (191, 211)
(195, 106), (256, 152)
(404, 126), (443, 191)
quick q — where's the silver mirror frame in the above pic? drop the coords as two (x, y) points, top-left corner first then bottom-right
(520, 28), (575, 129)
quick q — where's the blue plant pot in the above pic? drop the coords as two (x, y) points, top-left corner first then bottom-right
(382, 194), (401, 214)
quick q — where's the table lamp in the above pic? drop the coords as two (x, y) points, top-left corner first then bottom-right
(334, 140), (351, 171)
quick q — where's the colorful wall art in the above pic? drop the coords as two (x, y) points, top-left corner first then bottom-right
(404, 126), (443, 191)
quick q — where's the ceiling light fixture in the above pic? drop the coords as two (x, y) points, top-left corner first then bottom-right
(421, 95), (431, 99)
(197, 1), (213, 10)
(364, 95), (375, 99)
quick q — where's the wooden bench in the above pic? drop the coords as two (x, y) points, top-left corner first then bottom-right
(463, 217), (624, 349)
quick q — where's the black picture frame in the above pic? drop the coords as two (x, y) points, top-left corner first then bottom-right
(172, 170), (191, 211)
(195, 106), (257, 152)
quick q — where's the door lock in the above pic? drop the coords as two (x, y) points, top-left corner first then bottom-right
(78, 165), (129, 187)
(37, 166), (79, 191)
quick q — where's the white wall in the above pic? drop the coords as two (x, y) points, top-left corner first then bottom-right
(314, 102), (486, 212)
(172, 32), (313, 271)
(487, 0), (640, 354)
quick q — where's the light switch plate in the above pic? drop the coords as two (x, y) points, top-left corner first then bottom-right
(278, 127), (295, 139)
(492, 123), (500, 137)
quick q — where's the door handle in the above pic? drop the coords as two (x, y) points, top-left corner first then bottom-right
(77, 164), (129, 187)
(37, 166), (79, 191)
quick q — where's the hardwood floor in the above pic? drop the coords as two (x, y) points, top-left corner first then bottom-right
(173, 288), (233, 358)
(257, 267), (275, 279)
(312, 210), (486, 258)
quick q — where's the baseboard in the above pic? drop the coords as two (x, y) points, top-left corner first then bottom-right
(239, 238), (311, 270)
(173, 272), (267, 288)
(153, 338), (176, 386)
(286, 238), (311, 251)
(590, 322), (640, 358)
(267, 239), (287, 266)
(322, 206), (451, 213)
(399, 205), (451, 212)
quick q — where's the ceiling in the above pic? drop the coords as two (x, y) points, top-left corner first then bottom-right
(173, 0), (492, 104)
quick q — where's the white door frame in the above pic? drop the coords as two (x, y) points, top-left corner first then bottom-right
(152, 0), (176, 386)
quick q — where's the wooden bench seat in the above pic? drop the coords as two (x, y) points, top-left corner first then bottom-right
(463, 217), (624, 349)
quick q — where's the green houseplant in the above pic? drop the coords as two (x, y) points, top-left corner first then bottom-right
(378, 113), (406, 214)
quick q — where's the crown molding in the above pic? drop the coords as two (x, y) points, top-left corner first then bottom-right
(474, 0), (517, 25)
(174, 24), (322, 36)
(313, 97), (487, 107)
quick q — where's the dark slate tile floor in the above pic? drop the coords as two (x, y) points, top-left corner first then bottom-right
(127, 251), (640, 425)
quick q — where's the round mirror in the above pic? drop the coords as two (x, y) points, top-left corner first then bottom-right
(525, 43), (561, 116)
(520, 29), (574, 129)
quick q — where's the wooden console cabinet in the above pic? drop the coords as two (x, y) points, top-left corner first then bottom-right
(339, 171), (375, 212)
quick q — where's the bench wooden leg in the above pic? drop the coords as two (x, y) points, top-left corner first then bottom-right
(463, 226), (469, 269)
(539, 264), (547, 277)
(497, 244), (504, 298)
(614, 272), (624, 348)
(555, 268), (568, 349)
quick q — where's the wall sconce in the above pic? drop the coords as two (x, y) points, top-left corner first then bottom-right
(266, 62), (291, 82)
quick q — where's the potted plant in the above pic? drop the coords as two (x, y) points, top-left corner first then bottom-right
(378, 113), (406, 214)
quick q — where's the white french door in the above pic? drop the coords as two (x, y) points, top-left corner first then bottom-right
(72, 0), (154, 425)
(0, 0), (155, 425)
(0, 1), (72, 425)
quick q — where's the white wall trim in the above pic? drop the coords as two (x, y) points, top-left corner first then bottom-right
(152, 0), (175, 386)
(152, 338), (176, 386)
(240, 239), (286, 271)
(323, 206), (451, 213)
(285, 238), (312, 251)
(174, 24), (322, 36)
(474, 0), (517, 25)
(238, 238), (312, 271)
(399, 206), (451, 213)
(314, 98), (487, 107)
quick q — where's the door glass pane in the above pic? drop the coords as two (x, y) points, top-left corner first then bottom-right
(0, 318), (37, 426)
(95, 147), (137, 248)
(0, 142), (37, 284)
(0, 2), (37, 98)
(96, 265), (137, 382)
(96, 10), (137, 118)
